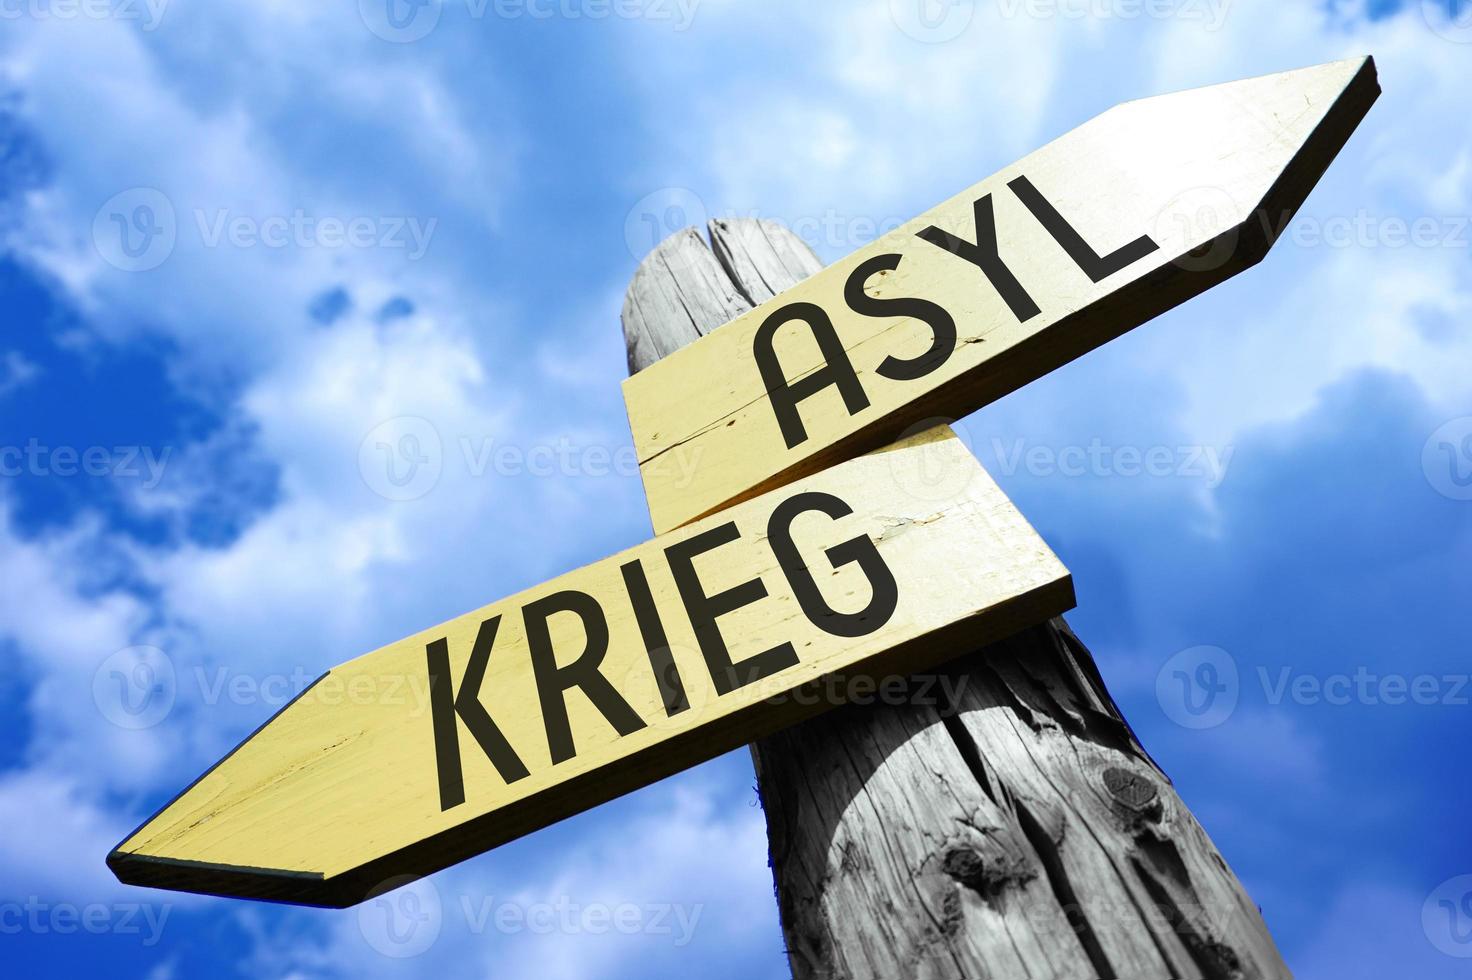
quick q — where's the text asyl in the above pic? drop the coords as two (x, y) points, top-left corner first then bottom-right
(755, 174), (1161, 449)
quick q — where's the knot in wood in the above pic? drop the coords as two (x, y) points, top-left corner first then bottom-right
(940, 846), (1034, 902)
(1103, 767), (1158, 813)
(941, 847), (988, 891)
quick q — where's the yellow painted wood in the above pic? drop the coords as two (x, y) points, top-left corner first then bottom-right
(108, 426), (1073, 907)
(624, 57), (1379, 534)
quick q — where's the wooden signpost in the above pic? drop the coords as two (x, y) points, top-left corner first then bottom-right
(632, 225), (1284, 978)
(111, 56), (1378, 978)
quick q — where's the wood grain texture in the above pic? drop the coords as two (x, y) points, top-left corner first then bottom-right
(624, 218), (1290, 979)
(107, 425), (1071, 908)
(624, 58), (1380, 534)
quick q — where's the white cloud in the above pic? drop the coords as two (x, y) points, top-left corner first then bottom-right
(1291, 879), (1469, 979)
(0, 7), (514, 379)
(0, 350), (40, 397)
(0, 768), (208, 910)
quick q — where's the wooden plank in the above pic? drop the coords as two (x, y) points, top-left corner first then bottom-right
(107, 427), (1073, 908)
(624, 57), (1379, 533)
(627, 218), (1290, 978)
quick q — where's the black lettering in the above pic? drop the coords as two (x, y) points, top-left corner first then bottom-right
(753, 301), (870, 450)
(665, 522), (799, 696)
(1007, 174), (1159, 282)
(917, 194), (1041, 323)
(427, 618), (530, 811)
(620, 558), (690, 718)
(768, 492), (899, 638)
(524, 591), (647, 765)
(844, 253), (959, 382)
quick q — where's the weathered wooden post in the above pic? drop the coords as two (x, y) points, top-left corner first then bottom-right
(623, 219), (1289, 979)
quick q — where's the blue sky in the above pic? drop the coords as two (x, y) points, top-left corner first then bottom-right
(1, 1), (1470, 977)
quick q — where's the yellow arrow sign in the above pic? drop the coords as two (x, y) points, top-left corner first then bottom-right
(623, 57), (1379, 534)
(108, 427), (1072, 906)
